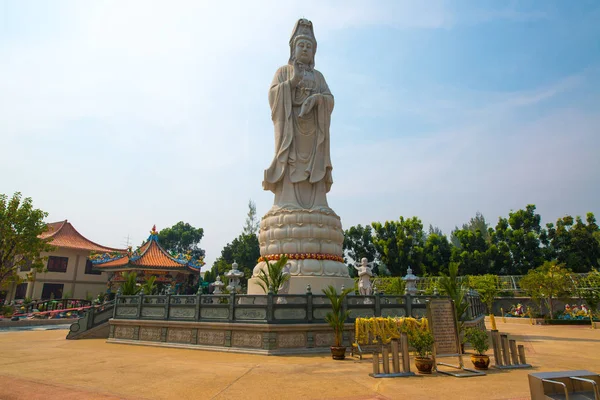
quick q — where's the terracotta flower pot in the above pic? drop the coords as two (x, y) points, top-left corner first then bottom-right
(470, 354), (490, 370)
(414, 357), (434, 374)
(330, 346), (346, 360)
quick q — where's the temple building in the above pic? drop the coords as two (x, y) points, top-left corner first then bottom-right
(4, 220), (126, 302)
(91, 226), (204, 294)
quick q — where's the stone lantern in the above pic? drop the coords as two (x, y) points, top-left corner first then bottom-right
(225, 262), (244, 294)
(403, 267), (419, 296)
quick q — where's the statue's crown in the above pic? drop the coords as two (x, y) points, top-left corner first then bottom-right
(288, 18), (317, 67)
(289, 18), (316, 46)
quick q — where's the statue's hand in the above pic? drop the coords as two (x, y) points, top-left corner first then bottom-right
(299, 94), (320, 118)
(291, 60), (303, 87)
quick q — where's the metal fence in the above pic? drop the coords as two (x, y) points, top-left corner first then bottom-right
(112, 292), (485, 324)
(416, 273), (597, 294)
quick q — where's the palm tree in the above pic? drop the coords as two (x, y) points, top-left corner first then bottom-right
(120, 271), (140, 295)
(438, 262), (469, 339)
(256, 256), (290, 294)
(141, 275), (157, 295)
(322, 285), (353, 347)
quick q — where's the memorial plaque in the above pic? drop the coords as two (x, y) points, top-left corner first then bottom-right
(427, 299), (459, 355)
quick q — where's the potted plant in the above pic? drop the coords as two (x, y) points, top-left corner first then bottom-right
(322, 285), (353, 360)
(465, 327), (490, 370)
(408, 326), (435, 374)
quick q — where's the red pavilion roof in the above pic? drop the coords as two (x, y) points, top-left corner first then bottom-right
(92, 225), (202, 272)
(39, 220), (126, 253)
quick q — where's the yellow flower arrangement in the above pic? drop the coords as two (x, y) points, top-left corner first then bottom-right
(354, 317), (429, 345)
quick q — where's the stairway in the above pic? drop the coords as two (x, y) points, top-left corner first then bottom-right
(66, 302), (114, 340)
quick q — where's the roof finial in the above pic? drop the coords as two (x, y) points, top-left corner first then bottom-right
(151, 225), (157, 235)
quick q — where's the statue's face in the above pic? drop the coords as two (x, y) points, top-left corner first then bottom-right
(294, 38), (314, 64)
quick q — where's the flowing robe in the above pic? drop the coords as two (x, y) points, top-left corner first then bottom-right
(263, 64), (334, 209)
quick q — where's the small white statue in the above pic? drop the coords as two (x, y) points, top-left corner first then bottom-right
(354, 258), (374, 296)
(278, 263), (292, 294)
(276, 263), (292, 304)
(212, 275), (224, 295)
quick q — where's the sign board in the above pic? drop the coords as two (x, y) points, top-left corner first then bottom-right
(426, 298), (485, 377)
(427, 299), (459, 356)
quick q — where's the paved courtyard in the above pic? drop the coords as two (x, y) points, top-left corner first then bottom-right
(0, 322), (598, 400)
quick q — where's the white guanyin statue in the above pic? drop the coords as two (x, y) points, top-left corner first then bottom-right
(247, 18), (355, 295)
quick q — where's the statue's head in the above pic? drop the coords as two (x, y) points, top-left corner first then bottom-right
(289, 18), (317, 68)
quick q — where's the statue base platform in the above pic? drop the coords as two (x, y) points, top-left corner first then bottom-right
(247, 275), (356, 295)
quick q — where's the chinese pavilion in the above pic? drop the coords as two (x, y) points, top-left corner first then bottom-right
(91, 226), (205, 294)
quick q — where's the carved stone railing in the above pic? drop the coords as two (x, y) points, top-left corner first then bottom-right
(67, 301), (115, 339)
(112, 293), (485, 324)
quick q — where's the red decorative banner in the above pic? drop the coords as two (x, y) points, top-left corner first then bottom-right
(258, 253), (344, 263)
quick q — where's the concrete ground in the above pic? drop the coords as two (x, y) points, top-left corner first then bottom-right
(0, 322), (598, 400)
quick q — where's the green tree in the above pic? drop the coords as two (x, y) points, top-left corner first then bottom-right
(158, 222), (205, 259)
(203, 269), (215, 283)
(0, 193), (55, 288)
(212, 233), (260, 286)
(451, 212), (489, 249)
(546, 213), (600, 273)
(343, 224), (378, 276)
(519, 261), (573, 317)
(490, 205), (546, 275)
(242, 199), (260, 236)
(428, 225), (445, 237)
(450, 229), (490, 275)
(575, 269), (600, 315)
(467, 274), (499, 313)
(422, 232), (451, 276)
(371, 217), (425, 276)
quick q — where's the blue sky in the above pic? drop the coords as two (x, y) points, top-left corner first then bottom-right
(1, 1), (599, 268)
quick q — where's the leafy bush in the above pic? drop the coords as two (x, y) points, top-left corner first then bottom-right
(120, 272), (140, 295)
(467, 274), (499, 313)
(2, 305), (13, 317)
(519, 261), (573, 317)
(408, 326), (434, 358)
(256, 256), (290, 295)
(465, 328), (489, 355)
(141, 276), (158, 295)
(362, 277), (406, 295)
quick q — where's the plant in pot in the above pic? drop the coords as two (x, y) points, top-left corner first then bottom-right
(465, 328), (490, 370)
(408, 325), (435, 374)
(322, 285), (353, 360)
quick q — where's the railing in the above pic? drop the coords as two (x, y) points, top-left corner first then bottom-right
(466, 291), (486, 319)
(16, 299), (93, 314)
(112, 292), (485, 324)
(416, 272), (596, 293)
(67, 301), (115, 339)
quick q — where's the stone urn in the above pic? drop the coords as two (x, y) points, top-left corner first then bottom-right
(470, 354), (490, 370)
(414, 357), (434, 374)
